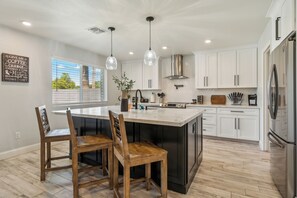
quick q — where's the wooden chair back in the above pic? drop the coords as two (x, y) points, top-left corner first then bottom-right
(66, 110), (78, 148)
(108, 111), (130, 159)
(35, 105), (51, 140)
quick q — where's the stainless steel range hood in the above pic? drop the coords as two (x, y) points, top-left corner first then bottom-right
(165, 54), (188, 80)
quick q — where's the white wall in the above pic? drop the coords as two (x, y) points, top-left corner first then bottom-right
(0, 25), (121, 153)
(257, 20), (272, 151)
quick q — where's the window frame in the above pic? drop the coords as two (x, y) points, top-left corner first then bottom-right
(51, 56), (108, 108)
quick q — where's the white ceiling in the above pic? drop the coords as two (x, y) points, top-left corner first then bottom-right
(0, 0), (271, 61)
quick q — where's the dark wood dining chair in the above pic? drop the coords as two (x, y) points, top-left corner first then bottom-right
(66, 110), (113, 198)
(35, 105), (72, 181)
(108, 110), (168, 198)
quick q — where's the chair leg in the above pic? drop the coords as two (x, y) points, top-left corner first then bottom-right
(145, 163), (151, 190)
(102, 149), (107, 176)
(47, 142), (51, 168)
(123, 163), (130, 198)
(161, 157), (168, 198)
(40, 141), (45, 181)
(72, 151), (79, 198)
(113, 156), (119, 196)
(108, 146), (113, 190)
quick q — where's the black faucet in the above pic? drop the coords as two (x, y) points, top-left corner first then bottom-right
(135, 89), (143, 109)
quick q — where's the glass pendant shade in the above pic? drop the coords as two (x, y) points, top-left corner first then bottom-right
(144, 16), (157, 67)
(144, 49), (157, 66)
(106, 27), (117, 70)
(106, 55), (117, 70)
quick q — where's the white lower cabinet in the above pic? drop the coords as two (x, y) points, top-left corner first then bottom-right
(188, 106), (260, 141)
(237, 115), (259, 141)
(217, 108), (260, 141)
(217, 115), (237, 138)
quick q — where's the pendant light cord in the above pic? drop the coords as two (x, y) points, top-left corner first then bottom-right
(149, 21), (152, 50)
(110, 30), (113, 56)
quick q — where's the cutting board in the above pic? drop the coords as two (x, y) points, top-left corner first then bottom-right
(211, 95), (226, 105)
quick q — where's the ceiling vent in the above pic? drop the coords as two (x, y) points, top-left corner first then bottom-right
(87, 26), (106, 34)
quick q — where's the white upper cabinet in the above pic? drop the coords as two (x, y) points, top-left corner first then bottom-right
(122, 58), (161, 90)
(218, 50), (237, 88)
(122, 61), (143, 90)
(268, 0), (295, 50)
(195, 52), (218, 89)
(237, 48), (257, 88)
(142, 58), (161, 90)
(217, 48), (257, 88)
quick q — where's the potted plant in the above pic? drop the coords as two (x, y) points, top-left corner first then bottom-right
(112, 72), (135, 111)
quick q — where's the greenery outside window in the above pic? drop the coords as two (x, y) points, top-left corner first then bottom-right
(52, 58), (106, 104)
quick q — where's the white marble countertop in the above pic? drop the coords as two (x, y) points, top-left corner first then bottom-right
(186, 104), (260, 109)
(53, 105), (204, 127)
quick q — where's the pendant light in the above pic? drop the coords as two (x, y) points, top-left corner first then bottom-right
(106, 27), (117, 70)
(144, 16), (157, 66)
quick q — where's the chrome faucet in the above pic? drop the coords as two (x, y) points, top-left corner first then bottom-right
(135, 89), (143, 109)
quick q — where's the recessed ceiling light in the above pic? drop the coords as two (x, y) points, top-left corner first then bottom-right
(205, 39), (212, 44)
(21, 21), (32, 27)
(162, 46), (168, 50)
(129, 52), (134, 55)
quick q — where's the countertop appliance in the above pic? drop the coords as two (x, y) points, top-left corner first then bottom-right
(268, 32), (296, 198)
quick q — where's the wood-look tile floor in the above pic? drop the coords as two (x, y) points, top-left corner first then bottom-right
(0, 138), (282, 198)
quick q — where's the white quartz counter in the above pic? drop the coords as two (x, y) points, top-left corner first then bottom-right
(53, 105), (204, 127)
(186, 104), (260, 109)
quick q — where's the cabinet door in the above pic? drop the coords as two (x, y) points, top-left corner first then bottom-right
(281, 0), (295, 39)
(122, 63), (133, 80)
(237, 48), (257, 87)
(188, 118), (197, 175)
(205, 52), (218, 88)
(195, 54), (206, 88)
(218, 51), (237, 88)
(122, 62), (142, 90)
(143, 58), (160, 90)
(237, 116), (259, 141)
(217, 115), (237, 139)
(130, 61), (143, 90)
(203, 125), (217, 136)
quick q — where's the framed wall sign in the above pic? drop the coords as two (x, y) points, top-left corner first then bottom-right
(1, 53), (29, 83)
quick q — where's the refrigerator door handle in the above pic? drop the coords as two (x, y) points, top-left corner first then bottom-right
(268, 132), (285, 148)
(268, 64), (279, 119)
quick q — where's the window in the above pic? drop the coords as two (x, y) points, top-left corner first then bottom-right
(52, 58), (106, 104)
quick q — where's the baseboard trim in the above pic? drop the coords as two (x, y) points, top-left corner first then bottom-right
(0, 143), (40, 160)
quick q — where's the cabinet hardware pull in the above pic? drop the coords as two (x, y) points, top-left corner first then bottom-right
(234, 75), (236, 86)
(230, 110), (244, 113)
(235, 118), (237, 129)
(238, 118), (240, 130)
(276, 17), (281, 40)
(203, 118), (206, 120)
(203, 129), (206, 131)
(148, 79), (152, 88)
(237, 75), (239, 86)
(204, 76), (206, 87)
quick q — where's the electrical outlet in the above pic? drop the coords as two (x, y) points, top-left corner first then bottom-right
(16, 131), (21, 139)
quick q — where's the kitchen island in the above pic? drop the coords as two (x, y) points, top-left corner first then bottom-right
(54, 106), (203, 194)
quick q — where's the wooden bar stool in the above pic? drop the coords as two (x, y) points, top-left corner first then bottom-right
(35, 105), (72, 181)
(108, 111), (168, 198)
(66, 110), (113, 198)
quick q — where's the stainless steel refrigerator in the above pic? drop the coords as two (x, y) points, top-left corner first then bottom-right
(268, 31), (296, 198)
